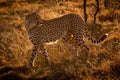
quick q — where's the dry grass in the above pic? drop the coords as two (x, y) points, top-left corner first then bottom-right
(0, 0), (120, 80)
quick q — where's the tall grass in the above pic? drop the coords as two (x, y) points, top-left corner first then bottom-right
(0, 0), (120, 79)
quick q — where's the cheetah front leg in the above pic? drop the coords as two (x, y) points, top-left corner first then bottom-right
(29, 44), (49, 66)
(29, 45), (38, 66)
(39, 44), (50, 64)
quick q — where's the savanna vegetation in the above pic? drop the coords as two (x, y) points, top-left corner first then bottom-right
(0, 0), (120, 80)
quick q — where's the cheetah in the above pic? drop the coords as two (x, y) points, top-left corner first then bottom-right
(25, 12), (108, 66)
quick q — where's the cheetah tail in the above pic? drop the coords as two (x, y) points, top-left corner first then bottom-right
(88, 33), (108, 44)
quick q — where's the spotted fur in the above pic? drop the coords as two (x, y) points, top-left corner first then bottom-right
(25, 12), (108, 66)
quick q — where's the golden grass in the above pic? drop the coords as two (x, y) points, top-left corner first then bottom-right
(0, 0), (120, 80)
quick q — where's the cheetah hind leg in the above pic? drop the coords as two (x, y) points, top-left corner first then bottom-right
(73, 34), (89, 66)
(77, 40), (89, 66)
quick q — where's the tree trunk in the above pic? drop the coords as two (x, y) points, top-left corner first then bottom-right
(94, 0), (99, 24)
(83, 0), (87, 23)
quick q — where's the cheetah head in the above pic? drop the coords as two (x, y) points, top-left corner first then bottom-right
(25, 12), (43, 32)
